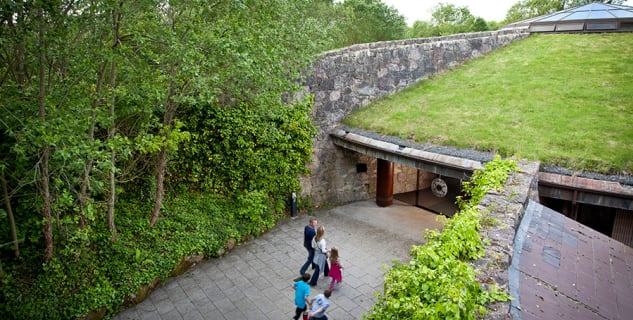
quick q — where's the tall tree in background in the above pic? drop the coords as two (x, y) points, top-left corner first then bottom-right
(407, 3), (491, 38)
(408, 20), (439, 38)
(0, 0), (327, 261)
(0, 0), (143, 258)
(431, 3), (490, 36)
(335, 0), (407, 46)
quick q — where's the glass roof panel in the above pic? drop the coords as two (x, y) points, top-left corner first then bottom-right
(504, 2), (633, 32)
(586, 11), (615, 19)
(540, 13), (572, 22)
(611, 10), (633, 18)
(579, 3), (612, 11)
(566, 12), (591, 20)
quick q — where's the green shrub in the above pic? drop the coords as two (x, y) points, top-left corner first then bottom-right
(0, 191), (287, 319)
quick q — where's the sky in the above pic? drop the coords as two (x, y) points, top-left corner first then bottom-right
(382, 0), (633, 25)
(382, 0), (519, 24)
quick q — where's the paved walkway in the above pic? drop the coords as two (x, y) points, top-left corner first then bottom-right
(112, 200), (444, 320)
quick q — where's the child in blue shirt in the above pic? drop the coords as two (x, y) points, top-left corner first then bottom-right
(293, 273), (311, 320)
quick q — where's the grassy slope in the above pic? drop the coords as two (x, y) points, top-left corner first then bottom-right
(343, 33), (633, 175)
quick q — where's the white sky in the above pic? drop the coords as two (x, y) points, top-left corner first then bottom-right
(382, 0), (633, 25)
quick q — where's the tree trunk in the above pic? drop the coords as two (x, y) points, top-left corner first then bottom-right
(149, 147), (168, 228)
(149, 84), (177, 228)
(107, 3), (124, 241)
(107, 61), (118, 241)
(79, 63), (106, 230)
(38, 7), (53, 262)
(1, 172), (19, 258)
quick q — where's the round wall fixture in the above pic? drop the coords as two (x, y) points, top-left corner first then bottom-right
(431, 177), (448, 198)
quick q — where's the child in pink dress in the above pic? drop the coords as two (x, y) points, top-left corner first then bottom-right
(328, 246), (343, 291)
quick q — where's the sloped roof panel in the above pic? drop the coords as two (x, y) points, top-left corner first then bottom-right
(502, 2), (633, 33)
(540, 12), (571, 22)
(585, 10), (615, 19)
(612, 10), (633, 18)
(567, 11), (591, 20)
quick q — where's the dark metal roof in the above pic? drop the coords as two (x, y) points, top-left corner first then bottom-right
(502, 2), (633, 33)
(511, 200), (633, 319)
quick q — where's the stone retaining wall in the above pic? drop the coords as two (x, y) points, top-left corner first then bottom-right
(300, 29), (530, 206)
(476, 159), (541, 318)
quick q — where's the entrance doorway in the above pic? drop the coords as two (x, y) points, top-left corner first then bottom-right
(394, 176), (461, 217)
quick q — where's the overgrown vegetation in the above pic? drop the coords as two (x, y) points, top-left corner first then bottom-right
(0, 0), (322, 318)
(407, 3), (495, 39)
(365, 155), (517, 320)
(344, 33), (633, 175)
(0, 192), (286, 319)
(0, 0), (420, 318)
(2, 0), (626, 318)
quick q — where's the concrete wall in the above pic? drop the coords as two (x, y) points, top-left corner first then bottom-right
(300, 29), (530, 206)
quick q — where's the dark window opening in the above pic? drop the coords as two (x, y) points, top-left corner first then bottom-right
(539, 197), (617, 237)
(586, 22), (618, 30)
(621, 22), (633, 30)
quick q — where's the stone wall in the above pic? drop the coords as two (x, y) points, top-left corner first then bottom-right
(352, 157), (434, 199)
(476, 159), (541, 319)
(300, 29), (531, 206)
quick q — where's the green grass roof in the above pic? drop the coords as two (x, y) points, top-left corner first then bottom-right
(343, 33), (633, 175)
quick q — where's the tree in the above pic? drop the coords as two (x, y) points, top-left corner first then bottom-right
(169, 0), (324, 199)
(146, 0), (323, 227)
(0, 0), (158, 259)
(0, 0), (325, 302)
(408, 20), (440, 39)
(0, 0), (322, 317)
(335, 0), (407, 46)
(431, 3), (489, 36)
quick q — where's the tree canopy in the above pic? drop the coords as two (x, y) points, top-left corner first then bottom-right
(0, 0), (328, 317)
(408, 3), (493, 38)
(309, 0), (408, 48)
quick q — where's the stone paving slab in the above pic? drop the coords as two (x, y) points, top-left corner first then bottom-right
(112, 200), (443, 320)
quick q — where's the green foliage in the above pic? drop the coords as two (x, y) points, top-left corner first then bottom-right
(431, 3), (491, 36)
(171, 98), (316, 197)
(406, 3), (494, 39)
(457, 155), (518, 209)
(0, 0), (323, 318)
(234, 190), (278, 236)
(365, 157), (516, 320)
(332, 0), (407, 47)
(408, 20), (440, 38)
(0, 192), (278, 319)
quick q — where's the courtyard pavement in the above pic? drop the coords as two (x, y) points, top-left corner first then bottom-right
(111, 199), (444, 320)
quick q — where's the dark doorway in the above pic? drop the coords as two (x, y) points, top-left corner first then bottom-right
(540, 197), (617, 237)
(394, 175), (460, 217)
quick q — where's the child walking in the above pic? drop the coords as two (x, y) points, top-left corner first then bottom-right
(293, 273), (311, 320)
(328, 247), (343, 291)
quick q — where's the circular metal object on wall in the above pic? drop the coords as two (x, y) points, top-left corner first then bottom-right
(431, 177), (448, 198)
